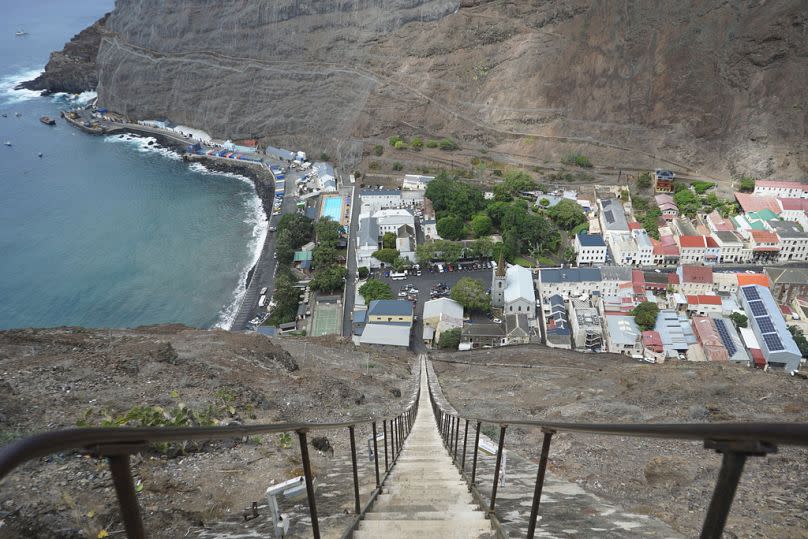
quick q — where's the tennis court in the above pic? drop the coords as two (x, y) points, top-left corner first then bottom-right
(311, 301), (340, 336)
(320, 195), (345, 224)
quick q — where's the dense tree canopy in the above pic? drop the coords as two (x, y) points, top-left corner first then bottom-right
(416, 240), (464, 264)
(358, 279), (394, 303)
(738, 177), (755, 193)
(450, 277), (491, 312)
(382, 232), (397, 249)
(372, 248), (400, 265)
(470, 214), (493, 238)
(438, 328), (461, 349)
(730, 312), (748, 329)
(546, 199), (586, 230)
(310, 266), (347, 292)
(493, 170), (536, 201)
(267, 272), (301, 325)
(437, 215), (466, 240)
(275, 214), (314, 264)
(425, 172), (485, 218)
(631, 302), (660, 331)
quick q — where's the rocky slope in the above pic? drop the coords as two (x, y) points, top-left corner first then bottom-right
(0, 327), (415, 538)
(25, 1), (808, 177)
(17, 13), (109, 95)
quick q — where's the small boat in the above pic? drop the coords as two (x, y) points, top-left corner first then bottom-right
(40, 116), (56, 126)
(15, 112), (21, 117)
(37, 153), (43, 158)
(15, 30), (28, 37)
(4, 141), (11, 147)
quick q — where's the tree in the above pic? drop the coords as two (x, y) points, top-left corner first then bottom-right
(278, 213), (314, 247)
(470, 237), (494, 259)
(267, 273), (301, 325)
(373, 144), (384, 156)
(738, 177), (755, 193)
(493, 170), (536, 201)
(382, 232), (397, 250)
(471, 214), (493, 237)
(631, 302), (660, 331)
(389, 135), (403, 147)
(546, 199), (586, 230)
(372, 248), (400, 265)
(637, 171), (653, 189)
(641, 208), (661, 240)
(310, 266), (347, 292)
(437, 215), (465, 240)
(313, 243), (338, 270)
(359, 279), (394, 303)
(789, 326), (808, 359)
(411, 136), (423, 150)
(358, 266), (369, 279)
(425, 172), (485, 217)
(319, 153), (330, 161)
(315, 217), (342, 245)
(729, 312), (748, 329)
(450, 277), (491, 312)
(437, 328), (461, 349)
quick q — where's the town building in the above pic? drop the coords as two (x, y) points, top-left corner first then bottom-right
(360, 188), (402, 214)
(654, 171), (674, 193)
(422, 297), (464, 348)
(685, 295), (723, 316)
(504, 314), (531, 345)
(568, 298), (603, 351)
(356, 215), (380, 269)
(655, 194), (679, 220)
(652, 235), (680, 265)
(738, 285), (801, 372)
(598, 198), (630, 238)
(358, 300), (413, 347)
(544, 294), (571, 349)
(401, 174), (434, 190)
(538, 268), (603, 301)
(574, 233), (607, 266)
(753, 180), (808, 199)
(770, 220), (808, 262)
(678, 235), (720, 265)
(776, 197), (808, 230)
(600, 266), (633, 296)
(749, 230), (781, 262)
(492, 259), (536, 319)
(460, 323), (506, 349)
(711, 231), (748, 263)
(312, 162), (337, 192)
(765, 267), (808, 305)
(604, 315), (642, 356)
(654, 310), (698, 359)
(677, 265), (714, 295)
(706, 210), (736, 233)
(642, 330), (666, 362)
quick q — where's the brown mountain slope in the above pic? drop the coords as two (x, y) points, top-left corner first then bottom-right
(42, 1), (808, 179)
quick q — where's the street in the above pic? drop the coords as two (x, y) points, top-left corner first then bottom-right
(341, 184), (360, 337)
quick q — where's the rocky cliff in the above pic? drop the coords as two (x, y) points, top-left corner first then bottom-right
(33, 1), (808, 178)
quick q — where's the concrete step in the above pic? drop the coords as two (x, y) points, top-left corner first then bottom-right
(355, 520), (492, 538)
(362, 510), (486, 521)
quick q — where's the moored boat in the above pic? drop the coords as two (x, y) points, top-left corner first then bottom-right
(40, 116), (56, 126)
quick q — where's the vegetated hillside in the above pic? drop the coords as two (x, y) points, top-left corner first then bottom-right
(84, 0), (806, 179)
(0, 326), (414, 538)
(432, 347), (808, 539)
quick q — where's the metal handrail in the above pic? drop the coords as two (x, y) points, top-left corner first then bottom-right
(0, 363), (422, 539)
(425, 358), (808, 539)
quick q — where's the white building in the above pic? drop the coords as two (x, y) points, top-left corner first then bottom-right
(492, 261), (536, 319)
(312, 162), (337, 192)
(402, 174), (434, 190)
(754, 180), (808, 199)
(538, 268), (603, 303)
(360, 188), (402, 214)
(598, 198), (630, 239)
(574, 233), (607, 266)
(568, 298), (603, 351)
(770, 220), (808, 262)
(604, 315), (643, 356)
(422, 297), (464, 346)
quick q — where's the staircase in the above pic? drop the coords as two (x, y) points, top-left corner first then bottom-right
(353, 361), (494, 539)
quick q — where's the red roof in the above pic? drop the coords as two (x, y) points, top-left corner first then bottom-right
(679, 235), (707, 248)
(628, 221), (642, 231)
(736, 273), (770, 287)
(750, 230), (779, 244)
(642, 330), (663, 350)
(781, 305), (793, 316)
(707, 210), (735, 232)
(686, 295), (722, 305)
(667, 273), (679, 285)
(705, 236), (719, 248)
(681, 265), (713, 284)
(735, 192), (782, 214)
(778, 197), (808, 211)
(757, 180), (808, 191)
(751, 348), (766, 368)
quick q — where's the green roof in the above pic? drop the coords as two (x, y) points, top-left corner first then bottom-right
(293, 251), (313, 262)
(748, 209), (778, 221)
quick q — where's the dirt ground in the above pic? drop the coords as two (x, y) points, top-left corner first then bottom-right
(431, 346), (808, 538)
(0, 326), (416, 538)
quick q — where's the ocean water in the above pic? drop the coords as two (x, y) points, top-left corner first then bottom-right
(0, 1), (265, 329)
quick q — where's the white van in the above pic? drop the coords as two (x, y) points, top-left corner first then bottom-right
(258, 295), (267, 307)
(391, 271), (407, 281)
(260, 287), (268, 295)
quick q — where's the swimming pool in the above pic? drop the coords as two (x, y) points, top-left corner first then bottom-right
(321, 196), (344, 223)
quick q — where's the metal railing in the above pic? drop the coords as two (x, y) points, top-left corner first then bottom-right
(426, 360), (808, 539)
(0, 368), (421, 539)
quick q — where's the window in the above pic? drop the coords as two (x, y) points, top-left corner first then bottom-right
(498, 282), (502, 288)
(518, 306), (522, 312)
(509, 306), (513, 312)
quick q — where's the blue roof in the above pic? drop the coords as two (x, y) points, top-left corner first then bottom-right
(353, 310), (367, 323)
(541, 268), (602, 283)
(577, 232), (606, 247)
(367, 300), (413, 317)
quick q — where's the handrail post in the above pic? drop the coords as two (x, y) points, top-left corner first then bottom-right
(470, 421), (481, 489)
(700, 440), (776, 539)
(372, 422), (380, 488)
(489, 425), (507, 514)
(107, 454), (145, 539)
(383, 419), (389, 472)
(527, 429), (555, 539)
(461, 419), (469, 472)
(453, 416), (460, 464)
(297, 430), (320, 539)
(348, 426), (361, 514)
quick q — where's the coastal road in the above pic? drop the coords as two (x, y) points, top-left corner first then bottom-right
(230, 185), (299, 331)
(341, 185), (360, 336)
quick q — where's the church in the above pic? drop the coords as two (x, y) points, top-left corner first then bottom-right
(491, 254), (537, 320)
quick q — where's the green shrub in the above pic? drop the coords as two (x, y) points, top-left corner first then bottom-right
(392, 162), (403, 171)
(426, 139), (439, 148)
(373, 144), (384, 156)
(411, 137), (423, 150)
(692, 181), (715, 194)
(394, 140), (408, 150)
(389, 135), (403, 146)
(438, 138), (459, 151)
(319, 152), (330, 161)
(561, 153), (593, 168)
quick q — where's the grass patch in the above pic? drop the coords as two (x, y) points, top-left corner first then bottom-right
(513, 256), (533, 267)
(537, 256), (555, 266)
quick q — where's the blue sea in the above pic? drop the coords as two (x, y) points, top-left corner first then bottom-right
(0, 1), (266, 329)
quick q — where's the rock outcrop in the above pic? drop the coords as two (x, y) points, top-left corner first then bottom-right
(29, 1), (808, 178)
(17, 13), (109, 95)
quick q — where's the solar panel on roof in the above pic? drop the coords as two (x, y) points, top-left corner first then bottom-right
(756, 317), (776, 334)
(605, 211), (614, 224)
(743, 287), (761, 301)
(763, 333), (784, 351)
(715, 320), (738, 357)
(749, 301), (767, 317)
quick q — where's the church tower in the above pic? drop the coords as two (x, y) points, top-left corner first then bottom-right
(491, 250), (507, 309)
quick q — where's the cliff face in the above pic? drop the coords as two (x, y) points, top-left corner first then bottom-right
(82, 1), (808, 177)
(18, 13), (109, 95)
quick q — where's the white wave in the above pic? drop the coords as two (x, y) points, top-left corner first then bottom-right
(211, 170), (269, 330)
(103, 133), (182, 161)
(0, 67), (44, 105)
(51, 90), (97, 107)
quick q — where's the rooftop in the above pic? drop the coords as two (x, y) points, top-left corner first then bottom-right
(707, 210), (735, 231)
(770, 220), (807, 239)
(755, 180), (808, 191)
(577, 232), (606, 247)
(600, 198), (629, 231)
(714, 230), (742, 244)
(462, 322), (506, 337)
(541, 267), (602, 284)
(605, 315), (640, 346)
(600, 266), (633, 281)
(504, 265), (536, 304)
(734, 192), (782, 214)
(750, 230), (780, 244)
(765, 267), (808, 285)
(686, 295), (722, 305)
(367, 300), (413, 317)
(361, 188), (401, 197)
(736, 273), (771, 287)
(681, 265), (713, 284)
